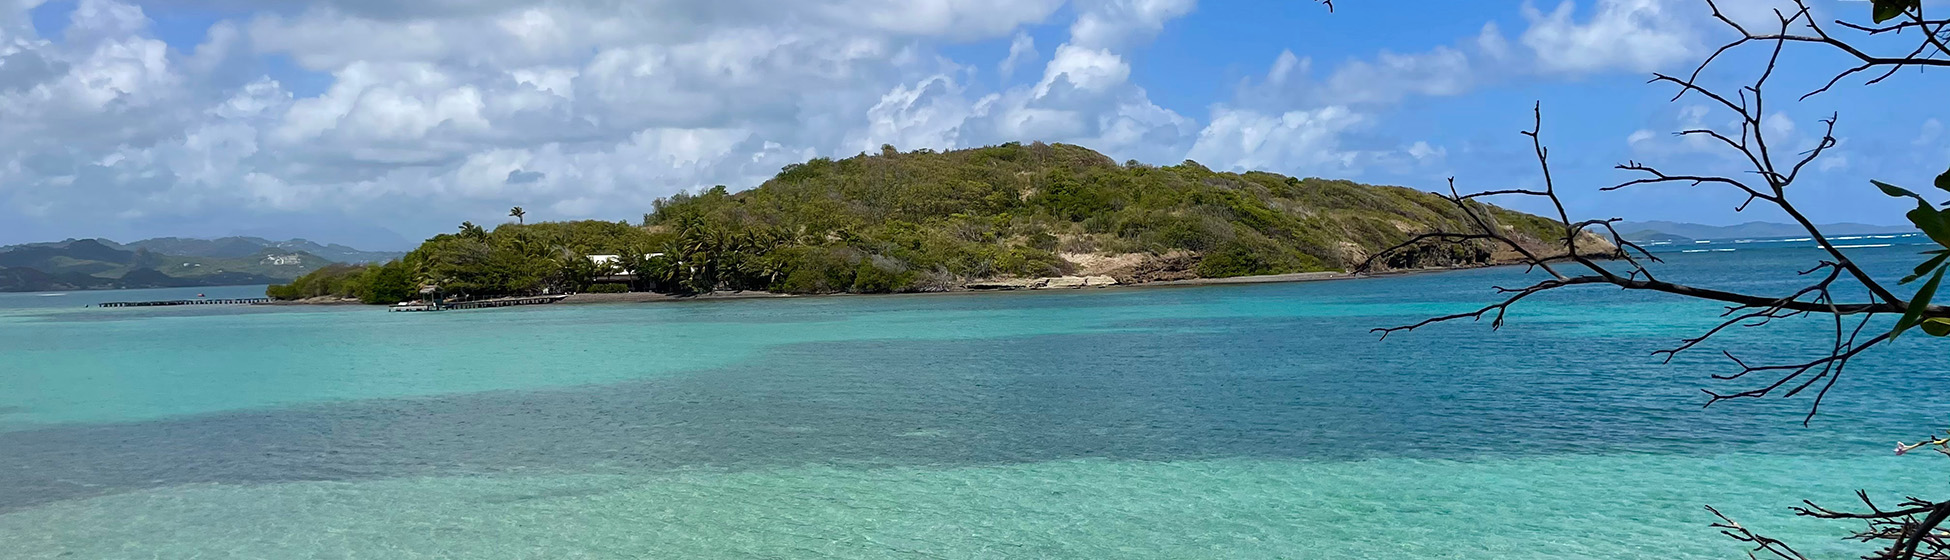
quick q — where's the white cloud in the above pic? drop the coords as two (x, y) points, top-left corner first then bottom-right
(1817, 153), (1849, 172)
(0, 0), (1213, 244)
(1036, 44), (1130, 95)
(1188, 21), (1522, 177)
(0, 0), (1840, 245)
(1762, 111), (1794, 139)
(851, 75), (973, 152)
(1521, 0), (1697, 74)
(839, 0), (1199, 166)
(1626, 129), (1657, 147)
(1185, 106), (1369, 173)
(1407, 140), (1446, 163)
(1067, 0), (1196, 50)
(1320, 45), (1475, 105)
(1179, 0), (1721, 181)
(999, 31), (1036, 80)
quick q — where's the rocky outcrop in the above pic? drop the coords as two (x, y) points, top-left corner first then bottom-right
(1104, 253), (1199, 284)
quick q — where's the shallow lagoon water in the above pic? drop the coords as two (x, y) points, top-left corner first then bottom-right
(1, 246), (1945, 558)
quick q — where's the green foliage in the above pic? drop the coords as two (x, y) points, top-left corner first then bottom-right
(398, 220), (659, 300)
(266, 264), (364, 300)
(586, 283), (628, 293)
(1875, 176), (1950, 339)
(1894, 267), (1943, 339)
(851, 257), (912, 293)
(265, 260), (417, 304)
(1873, 0), (1920, 22)
(772, 246), (861, 294)
(359, 261), (416, 304)
(626, 142), (1568, 294)
(390, 143), (1573, 298)
(1197, 243), (1273, 277)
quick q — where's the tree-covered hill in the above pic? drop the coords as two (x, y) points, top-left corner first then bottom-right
(0, 238), (339, 292)
(639, 142), (1595, 292)
(123, 237), (404, 264)
(273, 142), (1607, 302)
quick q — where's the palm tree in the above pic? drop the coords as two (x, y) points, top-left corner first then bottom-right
(509, 206), (526, 224)
(458, 221), (487, 240)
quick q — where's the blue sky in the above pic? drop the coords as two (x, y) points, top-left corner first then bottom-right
(0, 0), (1942, 249)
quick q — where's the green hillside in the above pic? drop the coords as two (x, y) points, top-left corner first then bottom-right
(642, 142), (1580, 291)
(275, 142), (1604, 303)
(0, 238), (336, 292)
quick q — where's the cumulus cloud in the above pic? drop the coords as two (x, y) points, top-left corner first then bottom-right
(0, 0), (1765, 246)
(1067, 0), (1197, 50)
(1521, 0), (1697, 74)
(999, 31), (1037, 80)
(0, 0), (1072, 244)
(1188, 21), (1521, 176)
(1186, 106), (1369, 173)
(847, 0), (1199, 165)
(1185, 0), (1726, 178)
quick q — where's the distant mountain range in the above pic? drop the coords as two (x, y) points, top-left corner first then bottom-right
(116, 237), (403, 264)
(0, 236), (403, 292)
(1615, 221), (1917, 243)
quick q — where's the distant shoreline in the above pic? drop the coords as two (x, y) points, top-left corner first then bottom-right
(20, 264), (1481, 306)
(546, 265), (1474, 306)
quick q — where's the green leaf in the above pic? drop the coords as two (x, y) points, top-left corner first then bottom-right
(1923, 318), (1950, 338)
(1904, 251), (1950, 284)
(1893, 266), (1944, 340)
(1936, 167), (1950, 194)
(1874, 0), (1919, 23)
(1877, 180), (1924, 201)
(1908, 204), (1950, 248)
(1888, 178), (1950, 247)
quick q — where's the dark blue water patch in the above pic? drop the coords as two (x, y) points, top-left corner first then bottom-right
(19, 303), (368, 324)
(2, 310), (1940, 514)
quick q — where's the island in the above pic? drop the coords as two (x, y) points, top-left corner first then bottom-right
(269, 142), (1615, 305)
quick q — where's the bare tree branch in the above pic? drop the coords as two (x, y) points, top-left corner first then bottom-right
(1363, 0), (1950, 556)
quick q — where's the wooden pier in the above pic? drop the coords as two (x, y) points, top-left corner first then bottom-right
(390, 295), (566, 312)
(444, 295), (567, 310)
(96, 298), (273, 308)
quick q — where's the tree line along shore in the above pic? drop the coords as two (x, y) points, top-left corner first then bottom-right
(268, 142), (1609, 305)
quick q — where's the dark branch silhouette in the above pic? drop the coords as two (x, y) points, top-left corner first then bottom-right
(1359, 1), (1950, 557)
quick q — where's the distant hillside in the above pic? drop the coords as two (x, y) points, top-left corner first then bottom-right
(0, 238), (342, 292)
(1617, 220), (1916, 242)
(123, 237), (404, 264)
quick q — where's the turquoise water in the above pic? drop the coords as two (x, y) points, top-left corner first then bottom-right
(1, 246), (1946, 558)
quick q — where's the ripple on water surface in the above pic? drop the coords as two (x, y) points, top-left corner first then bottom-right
(2, 247), (1948, 558)
(0, 455), (1933, 559)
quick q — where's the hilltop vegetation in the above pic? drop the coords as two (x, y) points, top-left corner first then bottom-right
(272, 142), (1596, 302)
(268, 221), (652, 303)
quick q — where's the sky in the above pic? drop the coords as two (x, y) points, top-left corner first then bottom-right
(0, 0), (1943, 249)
